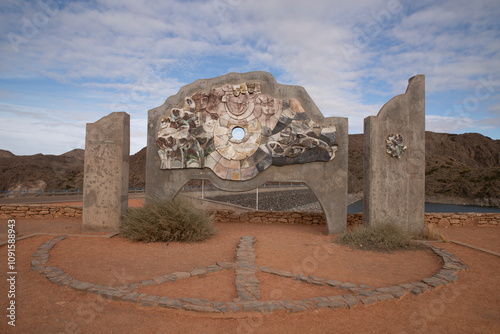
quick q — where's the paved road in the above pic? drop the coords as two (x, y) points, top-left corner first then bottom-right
(0, 192), (146, 205)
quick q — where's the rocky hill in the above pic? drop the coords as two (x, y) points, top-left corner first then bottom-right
(1, 132), (499, 205)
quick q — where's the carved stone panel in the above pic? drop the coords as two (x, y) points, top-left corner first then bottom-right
(156, 83), (338, 181)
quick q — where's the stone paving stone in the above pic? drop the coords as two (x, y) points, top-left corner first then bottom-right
(306, 278), (325, 286)
(377, 294), (394, 302)
(255, 301), (285, 313)
(163, 274), (177, 281)
(226, 302), (241, 312)
(153, 276), (170, 285)
(179, 298), (212, 306)
(327, 295), (344, 301)
(422, 277), (441, 285)
(215, 305), (230, 313)
(376, 286), (402, 293)
(100, 290), (126, 301)
(70, 280), (94, 291)
(427, 281), (444, 288)
(172, 272), (191, 279)
(207, 265), (221, 273)
(141, 279), (155, 287)
(127, 283), (140, 291)
(391, 290), (407, 300)
(216, 261), (236, 269)
(316, 301), (333, 309)
(399, 283), (415, 290)
(343, 294), (359, 309)
(438, 269), (457, 276)
(278, 300), (308, 313)
(58, 275), (73, 286)
(411, 287), (424, 296)
(157, 297), (182, 309)
(239, 301), (265, 311)
(139, 295), (159, 307)
(48, 276), (64, 284)
(412, 282), (429, 289)
(121, 292), (141, 304)
(360, 296), (378, 305)
(190, 268), (208, 276)
(328, 300), (348, 309)
(31, 265), (44, 272)
(356, 290), (380, 297)
(237, 290), (255, 301)
(339, 282), (356, 289)
(326, 280), (343, 287)
(305, 297), (328, 305)
(307, 275), (325, 284)
(212, 302), (230, 313)
(183, 305), (221, 313)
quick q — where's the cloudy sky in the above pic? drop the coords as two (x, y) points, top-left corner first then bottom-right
(1, 0), (499, 155)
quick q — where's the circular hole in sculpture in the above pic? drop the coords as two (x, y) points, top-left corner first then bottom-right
(232, 127), (246, 140)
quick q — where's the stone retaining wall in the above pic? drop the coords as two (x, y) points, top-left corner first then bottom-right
(213, 210), (499, 227)
(424, 212), (500, 227)
(0, 204), (82, 219)
(1, 204), (498, 227)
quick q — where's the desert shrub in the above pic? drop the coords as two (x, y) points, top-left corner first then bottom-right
(120, 197), (216, 243)
(335, 223), (420, 252)
(416, 224), (447, 242)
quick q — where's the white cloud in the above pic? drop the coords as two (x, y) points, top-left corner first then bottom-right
(0, 0), (499, 156)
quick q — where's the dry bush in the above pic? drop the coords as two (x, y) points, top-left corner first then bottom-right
(335, 223), (422, 252)
(120, 197), (216, 243)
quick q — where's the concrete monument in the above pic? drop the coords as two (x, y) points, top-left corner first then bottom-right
(147, 72), (348, 234)
(83, 112), (130, 232)
(363, 75), (425, 232)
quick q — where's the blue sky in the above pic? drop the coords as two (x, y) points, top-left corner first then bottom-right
(1, 0), (499, 155)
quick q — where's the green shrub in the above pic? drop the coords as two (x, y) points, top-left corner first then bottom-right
(120, 197), (216, 243)
(335, 223), (421, 252)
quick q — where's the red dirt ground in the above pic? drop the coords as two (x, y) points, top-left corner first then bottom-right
(0, 218), (499, 333)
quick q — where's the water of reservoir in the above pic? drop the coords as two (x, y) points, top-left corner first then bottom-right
(347, 201), (500, 214)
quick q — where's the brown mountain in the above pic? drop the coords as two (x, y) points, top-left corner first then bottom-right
(1, 132), (499, 206)
(348, 132), (500, 206)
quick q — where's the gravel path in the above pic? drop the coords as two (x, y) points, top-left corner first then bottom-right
(207, 189), (320, 211)
(206, 189), (364, 212)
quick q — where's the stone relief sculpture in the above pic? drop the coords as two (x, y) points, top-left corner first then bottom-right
(386, 133), (407, 158)
(157, 82), (338, 181)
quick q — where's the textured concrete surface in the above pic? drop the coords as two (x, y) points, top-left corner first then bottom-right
(83, 112), (130, 232)
(147, 72), (348, 234)
(363, 75), (425, 232)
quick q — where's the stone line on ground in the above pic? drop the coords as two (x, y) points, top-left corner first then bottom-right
(235, 236), (260, 301)
(449, 240), (500, 258)
(31, 236), (468, 314)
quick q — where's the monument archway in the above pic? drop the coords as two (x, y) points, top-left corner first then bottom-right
(146, 72), (348, 234)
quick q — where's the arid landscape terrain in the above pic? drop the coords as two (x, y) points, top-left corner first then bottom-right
(1, 131), (499, 206)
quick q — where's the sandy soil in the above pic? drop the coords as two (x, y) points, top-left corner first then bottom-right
(0, 219), (499, 334)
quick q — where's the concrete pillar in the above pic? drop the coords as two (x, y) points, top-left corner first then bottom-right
(83, 112), (130, 232)
(363, 75), (425, 232)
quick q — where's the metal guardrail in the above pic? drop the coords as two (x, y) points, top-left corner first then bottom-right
(180, 182), (307, 192)
(0, 188), (145, 198)
(0, 182), (306, 198)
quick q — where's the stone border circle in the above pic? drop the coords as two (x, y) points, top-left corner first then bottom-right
(31, 235), (467, 314)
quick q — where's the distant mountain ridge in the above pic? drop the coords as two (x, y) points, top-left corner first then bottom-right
(0, 132), (499, 206)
